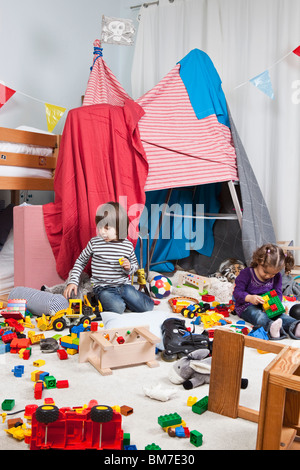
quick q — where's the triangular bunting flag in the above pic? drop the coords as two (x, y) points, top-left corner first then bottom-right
(0, 84), (16, 108)
(249, 70), (274, 99)
(45, 103), (66, 132)
(293, 45), (300, 57)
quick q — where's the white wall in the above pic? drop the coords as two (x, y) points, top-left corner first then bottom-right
(0, 0), (138, 204)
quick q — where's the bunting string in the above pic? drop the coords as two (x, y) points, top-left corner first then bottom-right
(0, 43), (299, 128)
(234, 46), (300, 98)
(0, 83), (67, 132)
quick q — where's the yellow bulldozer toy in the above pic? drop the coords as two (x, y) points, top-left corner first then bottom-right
(36, 298), (101, 332)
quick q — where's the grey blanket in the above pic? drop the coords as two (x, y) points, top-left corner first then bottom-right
(228, 107), (277, 265)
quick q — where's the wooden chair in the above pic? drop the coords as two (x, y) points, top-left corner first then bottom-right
(208, 329), (300, 450)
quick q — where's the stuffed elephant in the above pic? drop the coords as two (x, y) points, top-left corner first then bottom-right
(168, 348), (211, 390)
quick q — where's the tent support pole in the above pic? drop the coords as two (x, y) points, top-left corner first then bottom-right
(227, 180), (242, 228)
(144, 188), (173, 273)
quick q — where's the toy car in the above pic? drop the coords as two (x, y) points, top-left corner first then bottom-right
(181, 302), (210, 319)
(29, 400), (124, 450)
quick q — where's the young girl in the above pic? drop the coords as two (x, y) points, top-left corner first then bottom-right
(233, 243), (300, 340)
(64, 202), (154, 314)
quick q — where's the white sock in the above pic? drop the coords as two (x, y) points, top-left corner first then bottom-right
(294, 322), (300, 338)
(269, 318), (282, 338)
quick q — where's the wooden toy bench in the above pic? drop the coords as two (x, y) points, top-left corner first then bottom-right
(78, 325), (160, 375)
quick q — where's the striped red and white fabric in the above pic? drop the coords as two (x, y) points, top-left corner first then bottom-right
(83, 40), (131, 107)
(83, 43), (238, 191)
(136, 64), (238, 191)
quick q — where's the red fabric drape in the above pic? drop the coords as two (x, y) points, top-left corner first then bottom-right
(43, 99), (148, 280)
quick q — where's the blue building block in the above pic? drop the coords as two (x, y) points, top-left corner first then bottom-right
(248, 326), (269, 340)
(0, 342), (10, 353)
(39, 371), (50, 381)
(11, 365), (24, 377)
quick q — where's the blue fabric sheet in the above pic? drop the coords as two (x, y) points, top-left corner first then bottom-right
(178, 49), (230, 128)
(136, 184), (221, 272)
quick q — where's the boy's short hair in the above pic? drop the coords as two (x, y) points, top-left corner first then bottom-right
(95, 202), (129, 240)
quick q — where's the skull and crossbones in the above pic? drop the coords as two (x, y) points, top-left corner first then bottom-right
(102, 17), (135, 44)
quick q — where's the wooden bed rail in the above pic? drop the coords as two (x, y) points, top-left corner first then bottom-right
(0, 127), (61, 198)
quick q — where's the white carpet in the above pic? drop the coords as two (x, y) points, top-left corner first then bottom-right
(1, 276), (299, 451)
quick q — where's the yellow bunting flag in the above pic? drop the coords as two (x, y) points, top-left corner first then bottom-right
(45, 103), (66, 132)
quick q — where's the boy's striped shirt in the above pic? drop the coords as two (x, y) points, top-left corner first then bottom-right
(68, 236), (138, 288)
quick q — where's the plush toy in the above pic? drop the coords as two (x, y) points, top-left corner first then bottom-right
(41, 272), (92, 299)
(168, 348), (212, 390)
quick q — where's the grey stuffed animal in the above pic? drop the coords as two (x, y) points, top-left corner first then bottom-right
(168, 348), (211, 390)
(41, 272), (92, 300)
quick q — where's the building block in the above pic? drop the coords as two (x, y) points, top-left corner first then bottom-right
(2, 399), (15, 411)
(11, 365), (25, 377)
(33, 360), (46, 367)
(44, 375), (56, 389)
(34, 382), (44, 400)
(261, 290), (285, 318)
(248, 326), (269, 340)
(56, 380), (69, 389)
(57, 349), (68, 360)
(158, 412), (182, 428)
(192, 396), (208, 415)
(120, 405), (133, 416)
(190, 430), (203, 447)
(0, 342), (10, 353)
(187, 396), (198, 406)
(145, 443), (161, 450)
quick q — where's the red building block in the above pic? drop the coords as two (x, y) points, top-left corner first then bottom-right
(34, 381), (44, 400)
(56, 380), (69, 389)
(57, 349), (68, 360)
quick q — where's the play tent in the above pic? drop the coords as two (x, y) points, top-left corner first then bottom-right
(44, 40), (276, 279)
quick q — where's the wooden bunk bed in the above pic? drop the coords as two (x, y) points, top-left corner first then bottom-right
(0, 126), (61, 204)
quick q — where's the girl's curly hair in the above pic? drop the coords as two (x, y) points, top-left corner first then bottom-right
(250, 243), (294, 274)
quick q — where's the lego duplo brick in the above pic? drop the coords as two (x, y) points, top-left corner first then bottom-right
(261, 290), (285, 318)
(192, 396), (208, 415)
(158, 412), (182, 428)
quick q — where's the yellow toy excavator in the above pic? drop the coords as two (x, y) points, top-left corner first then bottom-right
(36, 299), (98, 332)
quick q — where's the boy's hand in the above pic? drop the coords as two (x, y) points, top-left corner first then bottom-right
(245, 294), (264, 305)
(119, 257), (131, 271)
(64, 283), (78, 299)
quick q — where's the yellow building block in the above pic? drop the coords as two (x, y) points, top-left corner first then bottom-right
(31, 370), (41, 382)
(187, 396), (198, 406)
(66, 348), (78, 355)
(33, 359), (46, 367)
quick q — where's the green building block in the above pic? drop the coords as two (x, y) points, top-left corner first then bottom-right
(190, 430), (203, 447)
(2, 399), (15, 411)
(145, 443), (161, 450)
(44, 375), (56, 389)
(123, 433), (130, 446)
(158, 412), (182, 428)
(261, 290), (285, 318)
(192, 395), (208, 415)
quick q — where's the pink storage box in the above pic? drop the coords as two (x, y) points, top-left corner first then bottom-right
(14, 205), (64, 289)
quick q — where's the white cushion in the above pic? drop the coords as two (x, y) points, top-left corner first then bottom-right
(100, 310), (170, 350)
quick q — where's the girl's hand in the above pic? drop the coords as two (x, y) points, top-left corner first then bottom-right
(120, 258), (131, 271)
(64, 283), (78, 299)
(245, 294), (265, 305)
